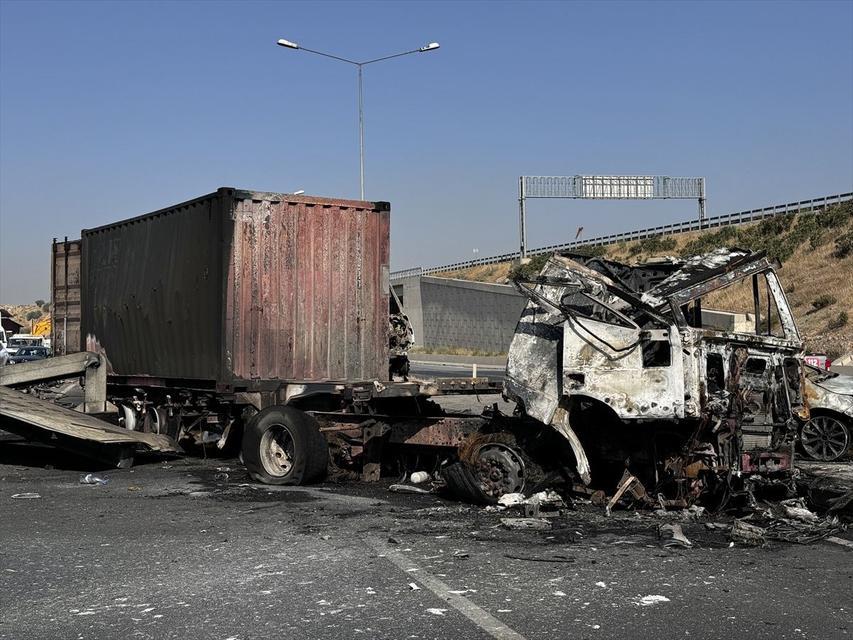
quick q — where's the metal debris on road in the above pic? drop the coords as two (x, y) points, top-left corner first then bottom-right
(389, 484), (432, 494)
(500, 517), (552, 531)
(11, 493), (41, 499)
(659, 523), (692, 548)
(497, 492), (525, 507)
(503, 553), (575, 563)
(730, 520), (767, 546)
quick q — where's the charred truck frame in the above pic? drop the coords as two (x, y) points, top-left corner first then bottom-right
(50, 189), (807, 507)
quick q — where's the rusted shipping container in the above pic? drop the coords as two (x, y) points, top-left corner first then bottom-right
(80, 188), (391, 385)
(51, 238), (83, 356)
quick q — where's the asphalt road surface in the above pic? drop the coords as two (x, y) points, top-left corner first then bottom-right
(1, 437), (852, 640)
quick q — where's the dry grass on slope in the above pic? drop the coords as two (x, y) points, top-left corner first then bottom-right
(441, 203), (853, 357)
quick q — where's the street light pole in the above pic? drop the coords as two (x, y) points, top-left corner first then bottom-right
(358, 64), (364, 200)
(276, 39), (440, 200)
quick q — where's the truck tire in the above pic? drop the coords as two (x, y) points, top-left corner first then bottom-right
(242, 406), (328, 485)
(443, 433), (539, 504)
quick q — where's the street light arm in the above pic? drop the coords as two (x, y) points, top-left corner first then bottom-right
(361, 43), (440, 66)
(360, 48), (423, 66)
(296, 46), (360, 66)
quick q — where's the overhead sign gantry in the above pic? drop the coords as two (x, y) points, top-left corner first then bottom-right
(518, 175), (706, 257)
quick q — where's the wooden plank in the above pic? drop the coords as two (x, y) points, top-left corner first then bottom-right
(0, 386), (179, 452)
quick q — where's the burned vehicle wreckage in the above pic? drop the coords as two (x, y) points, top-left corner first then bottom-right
(13, 189), (820, 516)
(445, 247), (808, 510)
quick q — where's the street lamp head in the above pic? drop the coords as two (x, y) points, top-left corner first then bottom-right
(419, 42), (440, 52)
(276, 38), (300, 50)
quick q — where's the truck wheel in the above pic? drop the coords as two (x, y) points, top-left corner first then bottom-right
(442, 436), (530, 504)
(242, 406), (328, 485)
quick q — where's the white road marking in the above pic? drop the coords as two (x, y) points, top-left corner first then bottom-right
(369, 540), (528, 640)
(826, 536), (853, 549)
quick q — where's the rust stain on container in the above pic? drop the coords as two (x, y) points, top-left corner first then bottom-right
(80, 188), (390, 385)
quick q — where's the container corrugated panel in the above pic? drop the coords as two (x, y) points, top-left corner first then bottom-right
(51, 239), (82, 356)
(81, 188), (390, 384)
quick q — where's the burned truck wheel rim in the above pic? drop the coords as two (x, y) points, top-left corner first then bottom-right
(801, 416), (850, 461)
(259, 424), (296, 477)
(474, 443), (526, 498)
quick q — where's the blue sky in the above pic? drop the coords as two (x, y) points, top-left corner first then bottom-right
(1, 0), (851, 302)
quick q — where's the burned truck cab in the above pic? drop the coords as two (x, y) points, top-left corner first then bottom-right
(505, 248), (805, 501)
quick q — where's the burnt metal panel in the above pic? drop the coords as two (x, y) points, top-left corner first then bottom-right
(80, 188), (390, 384)
(51, 238), (82, 356)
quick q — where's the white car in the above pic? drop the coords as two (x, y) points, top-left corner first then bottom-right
(801, 365), (853, 461)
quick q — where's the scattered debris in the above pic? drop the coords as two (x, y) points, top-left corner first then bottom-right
(730, 520), (766, 546)
(764, 516), (844, 544)
(780, 498), (819, 523)
(79, 473), (109, 485)
(409, 471), (430, 484)
(497, 493), (525, 508)
(504, 553), (574, 563)
(11, 493), (41, 499)
(426, 608), (447, 616)
(605, 472), (649, 515)
(659, 523), (692, 548)
(682, 505), (706, 520)
(500, 517), (551, 531)
(389, 484), (432, 495)
(527, 490), (567, 516)
(408, 582), (421, 591)
(637, 595), (671, 606)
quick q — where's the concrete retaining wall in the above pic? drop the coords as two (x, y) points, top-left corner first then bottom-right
(394, 276), (527, 354)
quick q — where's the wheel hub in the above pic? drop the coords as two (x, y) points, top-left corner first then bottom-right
(259, 425), (295, 477)
(474, 443), (526, 498)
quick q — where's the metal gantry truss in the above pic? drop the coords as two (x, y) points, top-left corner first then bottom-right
(518, 175), (706, 257)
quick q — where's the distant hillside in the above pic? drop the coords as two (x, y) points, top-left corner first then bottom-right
(1, 303), (49, 335)
(437, 202), (853, 359)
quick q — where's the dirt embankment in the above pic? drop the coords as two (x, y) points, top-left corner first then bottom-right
(439, 203), (853, 358)
(0, 304), (49, 335)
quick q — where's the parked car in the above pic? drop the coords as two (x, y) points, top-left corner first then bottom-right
(5, 334), (46, 356)
(800, 364), (853, 461)
(8, 346), (51, 364)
